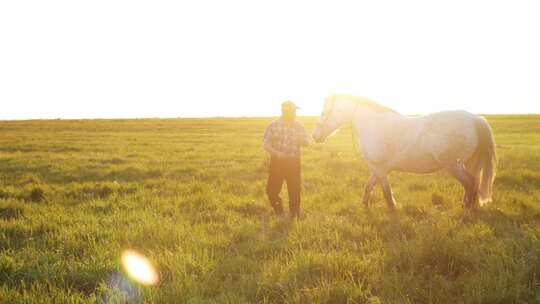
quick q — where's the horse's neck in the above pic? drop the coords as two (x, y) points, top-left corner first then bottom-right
(343, 102), (368, 125)
(352, 107), (405, 135)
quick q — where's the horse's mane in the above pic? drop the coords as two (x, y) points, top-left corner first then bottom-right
(331, 94), (399, 114)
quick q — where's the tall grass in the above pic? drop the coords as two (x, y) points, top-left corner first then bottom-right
(0, 116), (539, 303)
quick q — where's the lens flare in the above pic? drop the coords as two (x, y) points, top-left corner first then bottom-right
(121, 250), (159, 286)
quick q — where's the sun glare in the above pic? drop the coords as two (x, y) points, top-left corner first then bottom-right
(121, 250), (159, 286)
(1, 1), (539, 119)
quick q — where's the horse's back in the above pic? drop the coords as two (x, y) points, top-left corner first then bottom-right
(415, 110), (479, 165)
(382, 110), (479, 172)
(357, 109), (481, 173)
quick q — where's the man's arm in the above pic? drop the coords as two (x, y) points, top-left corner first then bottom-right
(263, 141), (283, 158)
(262, 123), (283, 158)
(299, 125), (310, 147)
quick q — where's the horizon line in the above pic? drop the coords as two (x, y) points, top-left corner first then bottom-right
(1, 113), (539, 122)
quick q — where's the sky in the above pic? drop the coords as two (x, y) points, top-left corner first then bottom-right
(1, 0), (539, 119)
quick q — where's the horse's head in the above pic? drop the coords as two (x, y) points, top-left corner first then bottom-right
(312, 95), (351, 143)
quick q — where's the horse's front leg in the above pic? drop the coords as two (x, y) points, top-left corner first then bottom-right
(362, 174), (378, 207)
(379, 175), (397, 210)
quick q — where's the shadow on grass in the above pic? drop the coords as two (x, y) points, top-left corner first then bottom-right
(457, 204), (540, 229)
(0, 205), (24, 220)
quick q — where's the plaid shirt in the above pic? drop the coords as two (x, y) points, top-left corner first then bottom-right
(263, 119), (308, 158)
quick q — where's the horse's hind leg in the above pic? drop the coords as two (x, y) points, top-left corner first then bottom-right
(362, 174), (378, 207)
(378, 175), (397, 210)
(447, 162), (478, 208)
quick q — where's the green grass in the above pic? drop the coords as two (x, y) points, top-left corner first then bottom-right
(0, 115), (539, 303)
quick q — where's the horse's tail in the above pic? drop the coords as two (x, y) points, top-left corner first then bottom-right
(467, 116), (497, 205)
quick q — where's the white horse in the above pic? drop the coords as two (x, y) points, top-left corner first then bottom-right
(312, 94), (497, 210)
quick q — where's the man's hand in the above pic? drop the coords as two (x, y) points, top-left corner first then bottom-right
(264, 142), (284, 159)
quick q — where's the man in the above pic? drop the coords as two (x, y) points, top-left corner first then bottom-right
(263, 100), (308, 218)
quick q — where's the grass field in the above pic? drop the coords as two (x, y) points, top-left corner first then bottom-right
(0, 115), (539, 303)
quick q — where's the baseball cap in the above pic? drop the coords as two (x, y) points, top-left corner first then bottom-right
(281, 100), (300, 110)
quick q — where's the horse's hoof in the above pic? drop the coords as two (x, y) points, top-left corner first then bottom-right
(387, 204), (397, 212)
(464, 200), (479, 210)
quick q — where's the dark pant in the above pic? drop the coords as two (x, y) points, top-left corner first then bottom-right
(266, 156), (301, 217)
